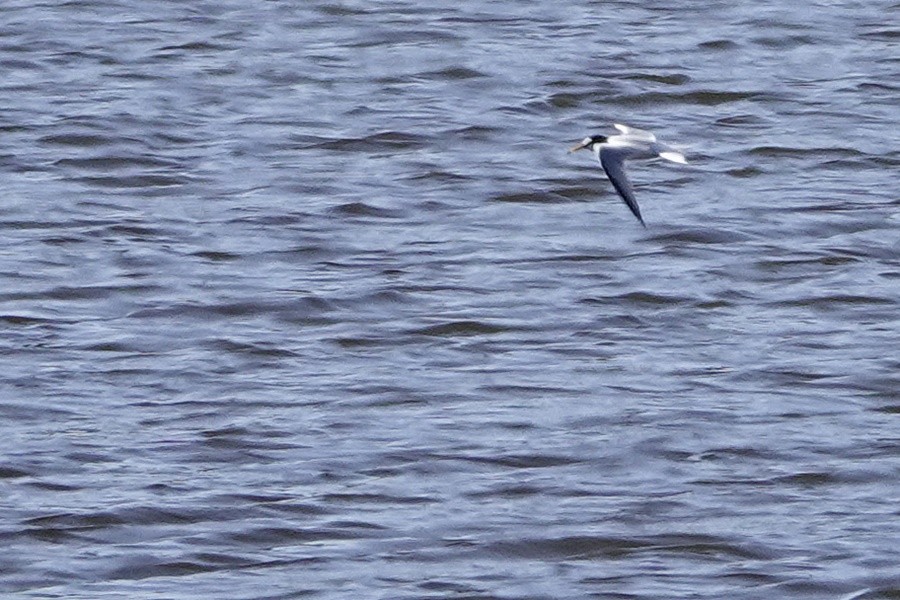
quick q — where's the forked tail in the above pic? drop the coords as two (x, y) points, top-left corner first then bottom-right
(659, 150), (687, 164)
(653, 141), (687, 164)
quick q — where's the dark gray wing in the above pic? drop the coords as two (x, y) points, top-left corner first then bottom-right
(599, 146), (645, 226)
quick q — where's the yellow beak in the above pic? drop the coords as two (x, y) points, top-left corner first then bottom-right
(568, 141), (589, 153)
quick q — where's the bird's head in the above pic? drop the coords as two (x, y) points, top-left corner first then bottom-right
(568, 135), (607, 153)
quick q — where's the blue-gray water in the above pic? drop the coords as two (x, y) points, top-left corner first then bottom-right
(1, 1), (898, 598)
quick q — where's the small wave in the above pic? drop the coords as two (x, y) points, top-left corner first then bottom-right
(330, 201), (403, 218)
(698, 39), (740, 50)
(75, 174), (189, 189)
(0, 314), (51, 326)
(608, 291), (693, 306)
(0, 466), (30, 479)
(348, 28), (460, 48)
(622, 72), (692, 85)
(54, 155), (176, 171)
(490, 190), (567, 204)
(452, 124), (500, 140)
(38, 133), (116, 147)
(416, 66), (486, 80)
(318, 131), (427, 152)
(412, 320), (511, 337)
(613, 89), (777, 107)
(751, 34), (816, 49)
(727, 165), (766, 178)
(490, 533), (770, 561)
(766, 294), (893, 308)
(191, 250), (242, 262)
(647, 228), (751, 244)
(462, 453), (580, 469)
(715, 114), (770, 127)
(749, 145), (865, 159)
(859, 27), (900, 41)
(203, 338), (298, 358)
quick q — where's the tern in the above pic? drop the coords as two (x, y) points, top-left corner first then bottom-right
(569, 124), (686, 226)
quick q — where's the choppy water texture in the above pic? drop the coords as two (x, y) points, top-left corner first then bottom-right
(1, 1), (898, 598)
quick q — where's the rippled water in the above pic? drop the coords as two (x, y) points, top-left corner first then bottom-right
(1, 1), (898, 598)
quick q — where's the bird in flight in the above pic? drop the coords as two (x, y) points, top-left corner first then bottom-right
(569, 124), (686, 226)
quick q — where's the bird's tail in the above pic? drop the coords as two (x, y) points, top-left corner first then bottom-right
(659, 150), (687, 164)
(652, 141), (687, 164)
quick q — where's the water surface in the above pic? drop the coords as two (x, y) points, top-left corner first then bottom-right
(1, 1), (898, 598)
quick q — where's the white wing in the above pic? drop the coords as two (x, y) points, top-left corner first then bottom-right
(613, 123), (656, 142)
(599, 146), (645, 226)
